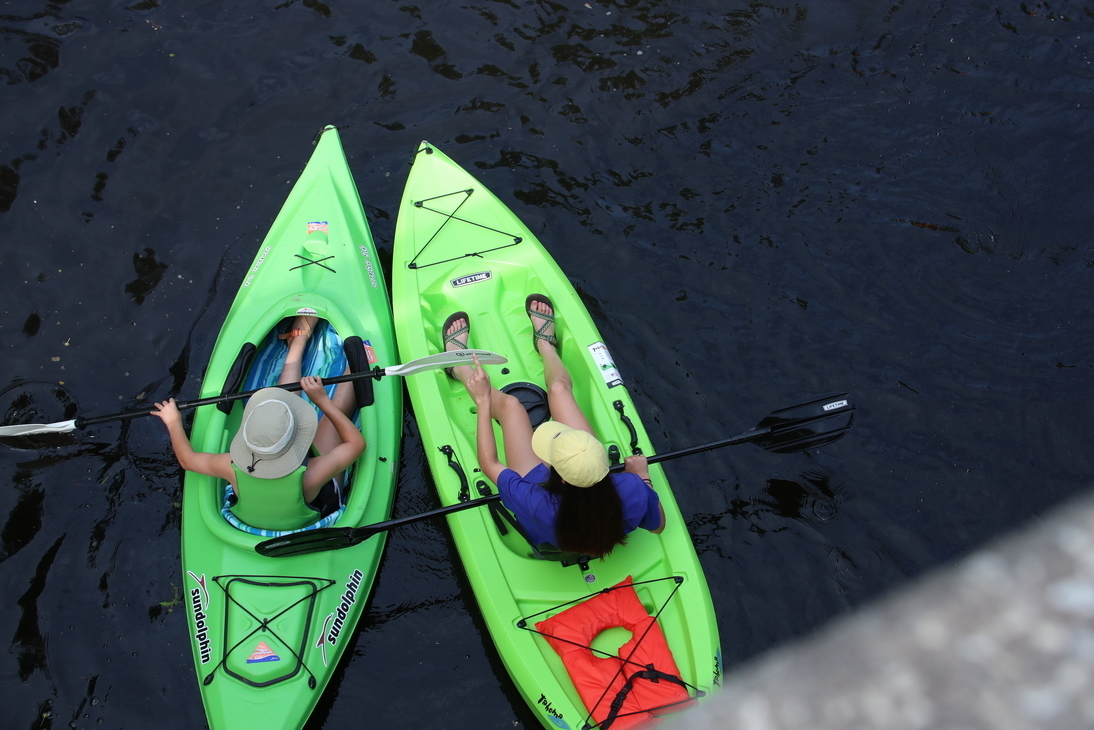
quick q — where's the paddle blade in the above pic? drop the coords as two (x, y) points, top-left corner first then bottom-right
(254, 526), (376, 558)
(255, 493), (502, 557)
(752, 393), (854, 453)
(383, 349), (507, 377)
(0, 419), (79, 437)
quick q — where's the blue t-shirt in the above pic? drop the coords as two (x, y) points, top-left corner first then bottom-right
(497, 463), (662, 547)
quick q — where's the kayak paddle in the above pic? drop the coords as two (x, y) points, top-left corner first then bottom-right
(0, 349), (507, 437)
(255, 393), (854, 558)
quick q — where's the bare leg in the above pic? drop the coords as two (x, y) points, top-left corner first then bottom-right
(277, 315), (358, 456)
(445, 315), (542, 476)
(278, 315), (319, 386)
(313, 369), (358, 456)
(530, 299), (595, 436)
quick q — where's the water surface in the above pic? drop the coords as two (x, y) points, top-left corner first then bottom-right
(2, 1), (1093, 727)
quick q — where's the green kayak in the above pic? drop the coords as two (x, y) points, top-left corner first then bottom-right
(180, 126), (401, 730)
(392, 142), (721, 729)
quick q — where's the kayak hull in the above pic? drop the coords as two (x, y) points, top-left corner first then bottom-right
(180, 126), (401, 730)
(392, 142), (721, 729)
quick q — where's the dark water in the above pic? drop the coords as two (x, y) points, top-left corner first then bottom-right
(3, 1), (1093, 727)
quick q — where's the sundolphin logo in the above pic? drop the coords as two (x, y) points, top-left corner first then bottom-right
(187, 571), (209, 604)
(317, 569), (364, 666)
(359, 245), (379, 289)
(242, 246), (272, 288)
(823, 399), (848, 411)
(188, 572), (211, 665)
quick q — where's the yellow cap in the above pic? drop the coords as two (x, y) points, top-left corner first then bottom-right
(531, 421), (610, 488)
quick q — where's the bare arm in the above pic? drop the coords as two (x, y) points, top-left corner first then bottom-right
(150, 399), (234, 481)
(301, 376), (365, 502)
(465, 357), (506, 485)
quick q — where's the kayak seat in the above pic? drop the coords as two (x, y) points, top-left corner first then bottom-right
(489, 500), (593, 568)
(220, 484), (345, 538)
(490, 383), (591, 563)
(217, 343), (257, 415)
(343, 336), (375, 408)
(487, 391), (641, 566)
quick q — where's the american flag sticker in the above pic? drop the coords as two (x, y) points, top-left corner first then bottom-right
(307, 221), (329, 233)
(246, 641), (281, 663)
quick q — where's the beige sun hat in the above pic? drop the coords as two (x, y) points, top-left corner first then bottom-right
(229, 388), (318, 478)
(531, 421), (610, 488)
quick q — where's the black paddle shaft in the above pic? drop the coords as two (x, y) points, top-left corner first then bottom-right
(75, 368), (385, 429)
(254, 393), (855, 558)
(255, 493), (502, 558)
(608, 392), (855, 469)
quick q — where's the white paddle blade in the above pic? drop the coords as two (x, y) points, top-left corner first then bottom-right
(383, 349), (507, 377)
(0, 419), (79, 437)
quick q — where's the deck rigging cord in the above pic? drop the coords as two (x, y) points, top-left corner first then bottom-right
(405, 155), (524, 269)
(199, 574), (335, 690)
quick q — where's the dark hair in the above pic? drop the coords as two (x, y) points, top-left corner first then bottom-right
(542, 467), (626, 557)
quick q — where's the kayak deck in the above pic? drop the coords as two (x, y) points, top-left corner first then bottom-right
(393, 141), (720, 729)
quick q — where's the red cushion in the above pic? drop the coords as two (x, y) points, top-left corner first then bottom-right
(535, 577), (690, 729)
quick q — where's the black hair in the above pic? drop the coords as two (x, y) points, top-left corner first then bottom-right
(542, 467), (626, 557)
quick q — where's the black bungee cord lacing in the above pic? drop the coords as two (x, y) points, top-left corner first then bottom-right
(201, 574), (335, 690)
(290, 253), (336, 272)
(406, 188), (524, 270)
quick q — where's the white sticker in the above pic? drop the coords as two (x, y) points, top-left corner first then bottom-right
(451, 271), (492, 287)
(588, 342), (623, 388)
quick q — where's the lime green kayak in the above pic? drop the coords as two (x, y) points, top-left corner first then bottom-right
(180, 126), (401, 730)
(392, 141), (721, 729)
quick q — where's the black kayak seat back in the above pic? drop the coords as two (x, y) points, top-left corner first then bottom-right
(343, 336), (374, 408)
(218, 343), (257, 415)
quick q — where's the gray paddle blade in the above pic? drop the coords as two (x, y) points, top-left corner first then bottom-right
(383, 349), (507, 377)
(0, 419), (79, 437)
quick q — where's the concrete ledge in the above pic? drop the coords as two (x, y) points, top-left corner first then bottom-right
(677, 491), (1094, 729)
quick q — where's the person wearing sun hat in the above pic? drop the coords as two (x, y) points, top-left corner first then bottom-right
(224, 385), (329, 530)
(152, 375), (364, 531)
(150, 316), (366, 531)
(441, 295), (665, 559)
(229, 386), (319, 478)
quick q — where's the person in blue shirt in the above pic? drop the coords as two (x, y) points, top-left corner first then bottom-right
(444, 295), (665, 558)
